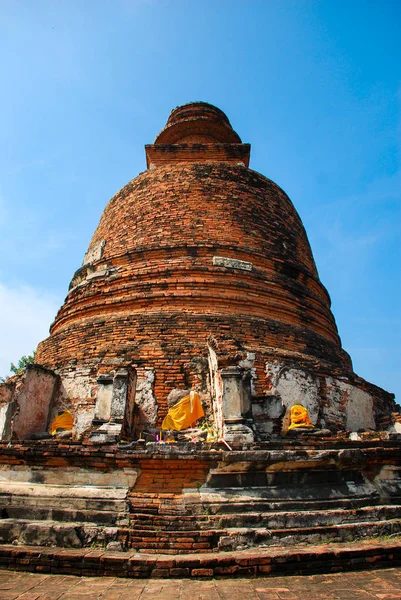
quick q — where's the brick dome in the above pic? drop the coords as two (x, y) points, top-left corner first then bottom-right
(46, 163), (345, 360)
(36, 102), (394, 435)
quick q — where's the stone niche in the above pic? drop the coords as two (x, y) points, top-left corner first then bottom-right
(220, 366), (254, 443)
(90, 369), (136, 442)
(259, 361), (380, 434)
(133, 368), (157, 431)
(49, 365), (97, 439)
(93, 374), (114, 423)
(325, 377), (375, 432)
(207, 343), (256, 442)
(252, 395), (284, 438)
(275, 367), (321, 427)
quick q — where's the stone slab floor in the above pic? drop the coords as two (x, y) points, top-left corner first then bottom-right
(0, 568), (401, 600)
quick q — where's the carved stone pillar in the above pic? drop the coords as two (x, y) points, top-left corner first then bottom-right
(110, 369), (129, 423)
(93, 374), (113, 424)
(221, 366), (254, 443)
(91, 370), (129, 442)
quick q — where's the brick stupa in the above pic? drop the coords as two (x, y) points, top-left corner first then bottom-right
(2, 101), (395, 443)
(0, 102), (400, 571)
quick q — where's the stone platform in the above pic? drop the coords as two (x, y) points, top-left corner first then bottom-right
(0, 436), (400, 575)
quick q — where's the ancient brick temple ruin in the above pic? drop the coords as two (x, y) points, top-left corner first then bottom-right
(0, 102), (400, 577)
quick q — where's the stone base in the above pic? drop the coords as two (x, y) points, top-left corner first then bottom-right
(224, 423), (254, 443)
(89, 422), (122, 443)
(0, 539), (401, 578)
(286, 428), (332, 438)
(1, 437), (401, 557)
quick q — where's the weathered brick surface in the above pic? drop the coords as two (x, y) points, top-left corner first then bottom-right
(0, 539), (400, 579)
(46, 164), (336, 342)
(1, 438), (400, 553)
(132, 457), (210, 492)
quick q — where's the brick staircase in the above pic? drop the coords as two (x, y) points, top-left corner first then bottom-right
(0, 440), (400, 557)
(124, 456), (401, 553)
(0, 481), (130, 548)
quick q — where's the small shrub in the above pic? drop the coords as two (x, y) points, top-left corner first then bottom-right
(0, 351), (36, 382)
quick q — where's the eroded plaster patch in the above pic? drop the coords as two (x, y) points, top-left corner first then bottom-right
(207, 344), (223, 435)
(0, 382), (14, 440)
(54, 367), (97, 438)
(0, 465), (138, 487)
(276, 367), (320, 426)
(239, 352), (257, 396)
(135, 368), (157, 427)
(12, 367), (57, 440)
(346, 387), (375, 431)
(325, 377), (375, 431)
(265, 361), (281, 393)
(212, 256), (253, 271)
(83, 240), (105, 265)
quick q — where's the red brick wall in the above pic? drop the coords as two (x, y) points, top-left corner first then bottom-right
(133, 458), (210, 493)
(37, 164), (345, 358)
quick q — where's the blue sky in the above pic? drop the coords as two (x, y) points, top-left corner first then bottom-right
(0, 0), (400, 400)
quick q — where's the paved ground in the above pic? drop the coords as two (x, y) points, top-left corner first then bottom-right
(0, 568), (401, 600)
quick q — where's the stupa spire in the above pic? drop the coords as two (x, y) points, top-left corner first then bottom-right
(145, 101), (250, 169)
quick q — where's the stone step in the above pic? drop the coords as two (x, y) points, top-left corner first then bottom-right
(0, 483), (128, 519)
(128, 489), (382, 517)
(1, 515), (401, 555)
(131, 541), (214, 553)
(205, 468), (369, 489)
(136, 547), (214, 554)
(130, 529), (216, 538)
(0, 488), (127, 515)
(0, 538), (400, 577)
(210, 505), (401, 530)
(0, 495), (127, 511)
(129, 519), (401, 552)
(2, 505), (126, 525)
(190, 494), (381, 514)
(129, 531), (217, 551)
(0, 483), (128, 500)
(129, 504), (401, 531)
(129, 513), (209, 529)
(0, 519), (127, 549)
(194, 479), (379, 499)
(127, 518), (401, 553)
(217, 519), (401, 550)
(128, 500), (185, 516)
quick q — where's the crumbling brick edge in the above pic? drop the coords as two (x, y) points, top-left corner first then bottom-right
(0, 539), (400, 579)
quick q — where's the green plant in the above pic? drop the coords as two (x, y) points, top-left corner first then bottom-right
(10, 352), (36, 375)
(0, 351), (36, 382)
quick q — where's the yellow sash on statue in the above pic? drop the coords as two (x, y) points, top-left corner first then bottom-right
(50, 410), (74, 435)
(287, 404), (314, 431)
(162, 391), (204, 431)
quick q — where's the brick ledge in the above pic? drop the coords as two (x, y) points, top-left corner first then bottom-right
(0, 538), (400, 579)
